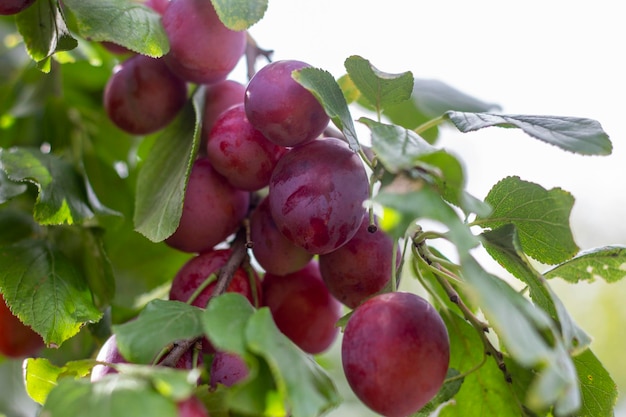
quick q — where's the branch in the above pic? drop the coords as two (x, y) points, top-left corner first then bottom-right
(245, 32), (273, 80)
(211, 229), (249, 297)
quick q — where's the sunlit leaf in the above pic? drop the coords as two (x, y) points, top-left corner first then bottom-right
(292, 67), (360, 152)
(445, 112), (612, 156)
(23, 358), (95, 404)
(344, 55), (413, 111)
(63, 0), (169, 57)
(113, 300), (204, 364)
(211, 0), (268, 30)
(478, 176), (578, 265)
(544, 245), (626, 283)
(0, 239), (102, 346)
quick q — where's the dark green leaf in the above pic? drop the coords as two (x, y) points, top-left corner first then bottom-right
(445, 112), (612, 156)
(211, 0), (268, 30)
(40, 376), (178, 417)
(0, 239), (102, 346)
(544, 245), (626, 284)
(344, 55), (413, 111)
(478, 176), (578, 265)
(0, 147), (120, 225)
(0, 208), (39, 246)
(16, 0), (78, 70)
(573, 349), (618, 417)
(133, 90), (204, 242)
(63, 0), (169, 57)
(292, 67), (360, 152)
(460, 255), (580, 415)
(0, 168), (27, 203)
(244, 308), (340, 417)
(23, 357), (95, 404)
(113, 300), (205, 364)
(481, 225), (591, 354)
(79, 228), (116, 309)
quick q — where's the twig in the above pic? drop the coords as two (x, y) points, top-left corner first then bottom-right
(245, 32), (273, 80)
(211, 229), (249, 297)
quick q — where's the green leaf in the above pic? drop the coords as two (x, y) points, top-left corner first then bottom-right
(113, 299), (205, 364)
(133, 90), (204, 242)
(544, 245), (626, 284)
(344, 55), (413, 111)
(445, 112), (612, 156)
(112, 364), (201, 401)
(244, 308), (340, 417)
(63, 0), (169, 57)
(16, 0), (78, 70)
(0, 239), (102, 346)
(78, 228), (116, 310)
(23, 357), (95, 404)
(412, 369), (463, 417)
(375, 186), (478, 252)
(481, 224), (591, 355)
(0, 168), (27, 203)
(0, 208), (39, 246)
(0, 147), (120, 225)
(210, 0), (268, 31)
(438, 314), (529, 417)
(40, 375), (179, 417)
(460, 255), (581, 415)
(573, 349), (618, 417)
(478, 176), (578, 265)
(203, 293), (255, 356)
(292, 67), (360, 152)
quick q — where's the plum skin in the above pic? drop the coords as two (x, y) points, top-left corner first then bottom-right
(341, 292), (450, 417)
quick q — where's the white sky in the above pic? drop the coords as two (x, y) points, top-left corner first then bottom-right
(242, 1), (626, 414)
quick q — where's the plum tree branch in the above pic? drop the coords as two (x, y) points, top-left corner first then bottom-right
(245, 32), (273, 80)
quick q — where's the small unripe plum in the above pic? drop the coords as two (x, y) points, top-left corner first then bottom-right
(342, 292), (450, 417)
(0, 294), (44, 358)
(206, 104), (288, 191)
(245, 60), (330, 147)
(0, 0), (36, 15)
(165, 158), (250, 254)
(262, 260), (342, 354)
(103, 54), (187, 135)
(162, 0), (246, 84)
(249, 196), (312, 275)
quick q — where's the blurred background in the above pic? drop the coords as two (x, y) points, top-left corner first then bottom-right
(242, 0), (626, 415)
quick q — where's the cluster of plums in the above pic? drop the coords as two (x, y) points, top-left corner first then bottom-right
(1, 0), (451, 416)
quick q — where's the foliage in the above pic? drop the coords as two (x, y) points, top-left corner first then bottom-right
(0, 1), (621, 417)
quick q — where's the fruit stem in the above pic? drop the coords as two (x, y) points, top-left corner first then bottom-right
(211, 229), (249, 298)
(186, 273), (218, 306)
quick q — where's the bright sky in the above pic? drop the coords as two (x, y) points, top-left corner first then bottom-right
(244, 1), (626, 414)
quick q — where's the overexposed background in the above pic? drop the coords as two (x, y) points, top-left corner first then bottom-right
(240, 1), (626, 415)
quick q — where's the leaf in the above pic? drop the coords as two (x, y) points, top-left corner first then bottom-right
(544, 245), (626, 284)
(344, 55), (413, 111)
(0, 147), (120, 225)
(445, 112), (612, 156)
(292, 67), (360, 152)
(0, 208), (39, 246)
(40, 376), (179, 417)
(133, 90), (204, 242)
(210, 0), (268, 31)
(203, 293), (255, 356)
(15, 0), (78, 70)
(481, 224), (591, 355)
(23, 357), (95, 404)
(478, 176), (578, 265)
(113, 300), (205, 364)
(573, 349), (618, 417)
(460, 255), (581, 415)
(0, 239), (102, 346)
(0, 168), (27, 203)
(413, 369), (463, 417)
(63, 0), (169, 57)
(244, 308), (340, 417)
(112, 364), (201, 401)
(78, 228), (116, 310)
(375, 186), (478, 252)
(438, 314), (529, 417)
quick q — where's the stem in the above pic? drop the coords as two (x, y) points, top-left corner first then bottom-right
(211, 230), (249, 298)
(413, 115), (446, 136)
(156, 338), (202, 368)
(390, 239), (399, 291)
(245, 32), (273, 80)
(186, 273), (218, 306)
